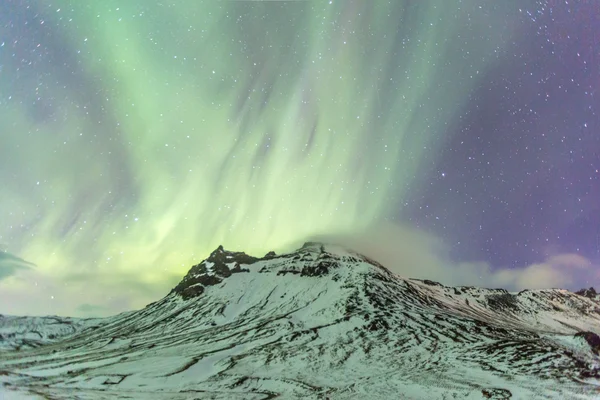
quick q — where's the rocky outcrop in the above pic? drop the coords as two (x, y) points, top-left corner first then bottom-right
(576, 287), (598, 299)
(482, 388), (512, 399)
(575, 331), (600, 355)
(171, 245), (260, 299)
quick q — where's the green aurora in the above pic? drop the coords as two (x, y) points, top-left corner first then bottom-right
(1, 1), (526, 315)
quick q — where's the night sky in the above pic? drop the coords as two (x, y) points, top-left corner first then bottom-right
(1, 0), (598, 317)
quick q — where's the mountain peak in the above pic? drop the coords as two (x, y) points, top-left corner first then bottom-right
(172, 247), (261, 300)
(171, 242), (359, 300)
(211, 244), (225, 254)
(205, 245), (269, 264)
(575, 287), (598, 299)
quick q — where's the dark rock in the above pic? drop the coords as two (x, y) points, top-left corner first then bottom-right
(574, 331), (600, 355)
(301, 260), (336, 277)
(230, 263), (250, 273)
(179, 274), (221, 289)
(186, 262), (208, 276)
(212, 261), (233, 278)
(277, 270), (301, 276)
(580, 369), (600, 378)
(366, 318), (390, 332)
(482, 388), (512, 399)
(171, 245), (262, 299)
(206, 245), (260, 266)
(487, 293), (519, 312)
(180, 285), (204, 300)
(575, 287), (597, 299)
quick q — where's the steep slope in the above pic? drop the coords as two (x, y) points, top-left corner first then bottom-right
(1, 243), (600, 399)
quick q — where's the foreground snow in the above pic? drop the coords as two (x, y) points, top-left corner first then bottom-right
(1, 243), (600, 399)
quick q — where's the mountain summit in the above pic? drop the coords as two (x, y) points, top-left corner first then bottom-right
(2, 243), (600, 399)
(576, 287), (599, 300)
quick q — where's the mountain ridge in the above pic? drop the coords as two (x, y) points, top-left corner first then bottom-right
(1, 242), (600, 399)
(171, 241), (597, 305)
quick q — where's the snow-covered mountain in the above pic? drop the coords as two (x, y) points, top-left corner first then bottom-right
(2, 242), (600, 399)
(0, 315), (102, 351)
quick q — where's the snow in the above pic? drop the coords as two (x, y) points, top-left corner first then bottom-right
(2, 244), (600, 398)
(0, 315), (101, 351)
(0, 387), (45, 400)
(204, 261), (215, 274)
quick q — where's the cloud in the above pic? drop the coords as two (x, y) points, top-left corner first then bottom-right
(491, 254), (597, 290)
(0, 251), (35, 280)
(309, 222), (599, 291)
(0, 265), (180, 317)
(76, 303), (115, 317)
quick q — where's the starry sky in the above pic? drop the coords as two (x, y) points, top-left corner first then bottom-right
(1, 0), (598, 317)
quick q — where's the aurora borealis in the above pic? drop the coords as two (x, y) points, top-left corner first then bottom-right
(1, 1), (598, 316)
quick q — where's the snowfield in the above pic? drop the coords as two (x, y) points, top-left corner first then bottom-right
(0, 315), (102, 351)
(2, 242), (600, 399)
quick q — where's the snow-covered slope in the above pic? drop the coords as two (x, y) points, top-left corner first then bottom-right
(0, 315), (103, 351)
(1, 242), (600, 399)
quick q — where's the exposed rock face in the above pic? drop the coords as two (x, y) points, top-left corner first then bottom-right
(575, 331), (600, 355)
(482, 388), (512, 399)
(487, 292), (519, 312)
(300, 256), (337, 277)
(576, 287), (598, 299)
(171, 245), (261, 299)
